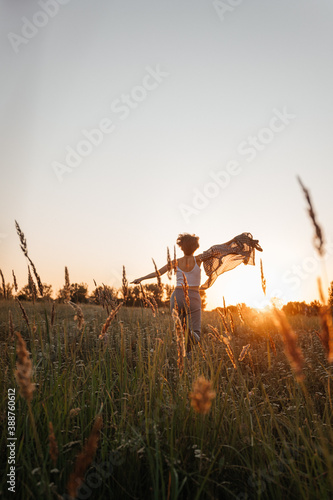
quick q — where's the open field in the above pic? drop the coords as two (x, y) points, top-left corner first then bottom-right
(1, 299), (333, 500)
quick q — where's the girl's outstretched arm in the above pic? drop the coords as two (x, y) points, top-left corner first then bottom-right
(131, 264), (169, 284)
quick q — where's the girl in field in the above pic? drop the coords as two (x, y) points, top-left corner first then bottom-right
(131, 232), (262, 348)
(131, 233), (202, 346)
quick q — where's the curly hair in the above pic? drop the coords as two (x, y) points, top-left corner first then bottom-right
(176, 233), (200, 256)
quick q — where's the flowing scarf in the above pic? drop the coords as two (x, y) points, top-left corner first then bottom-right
(200, 232), (263, 290)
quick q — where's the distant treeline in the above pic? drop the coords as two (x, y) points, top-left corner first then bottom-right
(0, 281), (209, 310)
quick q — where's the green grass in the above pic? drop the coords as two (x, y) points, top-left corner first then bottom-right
(1, 299), (333, 499)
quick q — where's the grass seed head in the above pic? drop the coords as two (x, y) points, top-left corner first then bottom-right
(15, 332), (35, 403)
(190, 377), (216, 415)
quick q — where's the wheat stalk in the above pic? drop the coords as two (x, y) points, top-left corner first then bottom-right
(122, 266), (128, 303)
(297, 176), (325, 256)
(15, 298), (30, 328)
(238, 344), (250, 362)
(0, 269), (6, 300)
(28, 265), (37, 304)
(181, 272), (190, 310)
(64, 266), (71, 302)
(260, 258), (266, 295)
(15, 220), (28, 258)
(237, 304), (245, 324)
(173, 246), (178, 274)
(167, 247), (172, 280)
(12, 270), (18, 293)
(99, 302), (123, 340)
(152, 258), (163, 294)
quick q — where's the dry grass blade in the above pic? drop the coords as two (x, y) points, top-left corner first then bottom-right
(99, 302), (123, 340)
(152, 258), (163, 294)
(67, 416), (103, 499)
(49, 422), (59, 466)
(15, 298), (30, 328)
(167, 247), (172, 280)
(14, 221), (43, 296)
(12, 270), (18, 293)
(272, 307), (304, 381)
(172, 308), (185, 375)
(225, 343), (237, 369)
(64, 266), (71, 302)
(181, 272), (190, 310)
(122, 266), (128, 303)
(216, 308), (230, 338)
(260, 258), (266, 296)
(15, 220), (28, 258)
(51, 301), (56, 327)
(0, 269), (6, 300)
(173, 246), (178, 274)
(237, 304), (245, 324)
(14, 332), (35, 402)
(28, 257), (44, 297)
(238, 344), (250, 361)
(228, 309), (235, 334)
(28, 265), (37, 304)
(68, 301), (85, 331)
(139, 283), (156, 316)
(189, 377), (216, 415)
(317, 278), (333, 362)
(297, 176), (325, 256)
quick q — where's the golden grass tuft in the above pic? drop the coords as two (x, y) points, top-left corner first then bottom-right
(189, 376), (216, 415)
(260, 258), (266, 296)
(66, 416), (103, 499)
(238, 344), (250, 362)
(14, 332), (35, 402)
(99, 302), (123, 340)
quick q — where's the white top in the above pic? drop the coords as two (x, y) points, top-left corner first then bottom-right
(176, 257), (201, 287)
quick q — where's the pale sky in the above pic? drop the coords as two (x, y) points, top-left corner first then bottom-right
(1, 0), (333, 309)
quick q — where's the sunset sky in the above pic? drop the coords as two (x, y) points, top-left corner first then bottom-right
(1, 0), (333, 310)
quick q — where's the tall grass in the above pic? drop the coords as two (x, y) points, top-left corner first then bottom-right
(1, 299), (333, 499)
